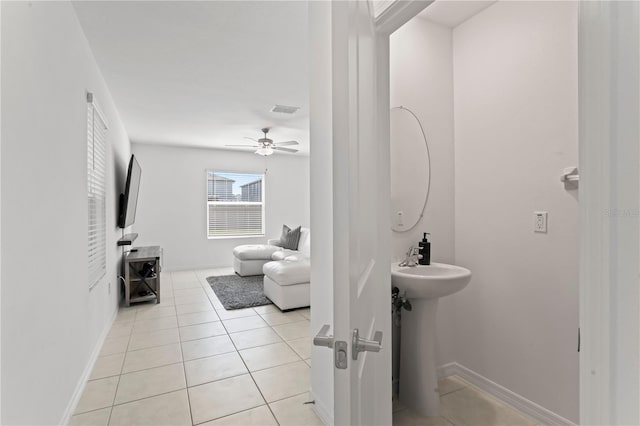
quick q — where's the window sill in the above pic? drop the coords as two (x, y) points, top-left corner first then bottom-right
(208, 234), (265, 240)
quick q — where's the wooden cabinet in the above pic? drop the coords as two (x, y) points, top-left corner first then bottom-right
(124, 246), (162, 307)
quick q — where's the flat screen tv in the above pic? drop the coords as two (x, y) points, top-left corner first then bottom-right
(118, 154), (142, 229)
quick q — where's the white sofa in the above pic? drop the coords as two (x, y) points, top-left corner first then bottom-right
(232, 228), (310, 310)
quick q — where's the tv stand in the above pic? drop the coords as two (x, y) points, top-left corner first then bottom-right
(124, 246), (162, 307)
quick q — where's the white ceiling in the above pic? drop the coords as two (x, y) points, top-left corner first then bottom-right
(73, 1), (310, 155)
(418, 0), (496, 28)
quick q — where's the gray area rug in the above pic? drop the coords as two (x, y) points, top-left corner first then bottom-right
(207, 274), (273, 310)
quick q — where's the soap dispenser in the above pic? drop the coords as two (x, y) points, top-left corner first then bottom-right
(418, 233), (431, 265)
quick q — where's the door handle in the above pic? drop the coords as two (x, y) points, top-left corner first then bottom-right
(313, 324), (348, 369)
(352, 329), (383, 360)
(313, 324), (334, 348)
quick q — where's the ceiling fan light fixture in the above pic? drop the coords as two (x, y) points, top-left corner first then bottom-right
(255, 146), (274, 156)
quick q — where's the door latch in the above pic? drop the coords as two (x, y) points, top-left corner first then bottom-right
(313, 324), (348, 369)
(352, 329), (383, 360)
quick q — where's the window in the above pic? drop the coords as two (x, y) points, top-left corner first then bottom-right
(207, 171), (265, 238)
(87, 93), (107, 288)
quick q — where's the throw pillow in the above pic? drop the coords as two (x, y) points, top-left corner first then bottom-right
(279, 225), (302, 250)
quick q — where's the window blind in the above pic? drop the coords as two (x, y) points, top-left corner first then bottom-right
(207, 171), (265, 237)
(88, 94), (107, 288)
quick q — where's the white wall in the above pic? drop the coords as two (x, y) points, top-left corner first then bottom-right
(308, 1), (334, 422)
(390, 16), (458, 370)
(1, 2), (131, 424)
(390, 18), (455, 267)
(452, 1), (579, 421)
(131, 143), (310, 271)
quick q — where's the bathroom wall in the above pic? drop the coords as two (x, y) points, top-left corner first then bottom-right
(390, 15), (457, 367)
(452, 1), (579, 422)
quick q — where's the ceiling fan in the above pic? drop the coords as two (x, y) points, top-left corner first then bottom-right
(225, 128), (299, 156)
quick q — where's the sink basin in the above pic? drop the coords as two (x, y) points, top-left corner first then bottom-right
(392, 262), (471, 417)
(391, 262), (471, 300)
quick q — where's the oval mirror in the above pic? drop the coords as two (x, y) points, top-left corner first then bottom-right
(390, 106), (431, 233)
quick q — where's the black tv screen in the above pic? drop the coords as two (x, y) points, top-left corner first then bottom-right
(118, 154), (142, 228)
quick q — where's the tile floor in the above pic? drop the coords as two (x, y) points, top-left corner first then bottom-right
(393, 376), (537, 426)
(71, 267), (536, 426)
(71, 267), (321, 426)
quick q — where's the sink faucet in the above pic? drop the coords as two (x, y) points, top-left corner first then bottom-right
(399, 246), (421, 267)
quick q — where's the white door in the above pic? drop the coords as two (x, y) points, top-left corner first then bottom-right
(329, 1), (392, 424)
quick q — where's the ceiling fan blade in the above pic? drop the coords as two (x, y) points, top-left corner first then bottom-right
(225, 144), (258, 148)
(275, 140), (299, 146)
(244, 137), (258, 142)
(273, 147), (299, 153)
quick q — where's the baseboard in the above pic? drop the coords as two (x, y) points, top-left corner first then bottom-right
(437, 362), (576, 426)
(310, 391), (334, 426)
(59, 308), (118, 425)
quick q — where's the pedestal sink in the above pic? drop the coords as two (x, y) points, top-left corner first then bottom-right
(392, 262), (471, 417)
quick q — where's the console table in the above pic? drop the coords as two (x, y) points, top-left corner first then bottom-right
(124, 246), (162, 307)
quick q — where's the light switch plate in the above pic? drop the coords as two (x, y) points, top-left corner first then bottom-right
(534, 211), (548, 233)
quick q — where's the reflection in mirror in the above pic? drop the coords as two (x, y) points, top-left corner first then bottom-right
(390, 106), (431, 233)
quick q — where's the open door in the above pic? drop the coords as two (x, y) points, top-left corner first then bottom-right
(331, 1), (392, 425)
(311, 1), (392, 425)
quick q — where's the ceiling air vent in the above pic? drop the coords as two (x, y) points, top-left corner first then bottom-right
(271, 105), (300, 114)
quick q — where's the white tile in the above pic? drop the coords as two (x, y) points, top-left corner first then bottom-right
(188, 374), (265, 424)
(171, 270), (198, 282)
(393, 409), (454, 426)
(175, 302), (214, 316)
(222, 316), (268, 333)
(438, 375), (466, 396)
(90, 353), (125, 380)
(114, 309), (137, 323)
(184, 352), (247, 387)
(174, 294), (210, 306)
(229, 328), (283, 350)
(69, 407), (111, 426)
(240, 342), (301, 372)
(127, 328), (180, 351)
(173, 288), (206, 298)
(252, 361), (310, 403)
(122, 343), (182, 373)
(132, 316), (178, 334)
(107, 321), (134, 339)
(178, 310), (220, 327)
(285, 337), (311, 360)
(181, 334), (236, 361)
(99, 336), (130, 357)
(259, 311), (306, 326)
(135, 305), (176, 321)
(173, 280), (202, 290)
(217, 267), (236, 275)
(75, 376), (118, 414)
(179, 321), (227, 342)
(272, 320), (310, 341)
(194, 268), (221, 279)
(298, 308), (311, 320)
(202, 405), (278, 426)
(215, 307), (257, 320)
(109, 389), (192, 426)
(269, 393), (323, 426)
(252, 304), (279, 314)
(115, 363), (186, 405)
(440, 386), (536, 426)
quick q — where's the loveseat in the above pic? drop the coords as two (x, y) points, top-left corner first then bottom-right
(232, 227), (310, 310)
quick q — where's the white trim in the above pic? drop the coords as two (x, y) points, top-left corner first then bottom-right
(437, 363), (576, 426)
(375, 0), (433, 35)
(311, 390), (334, 426)
(59, 308), (118, 425)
